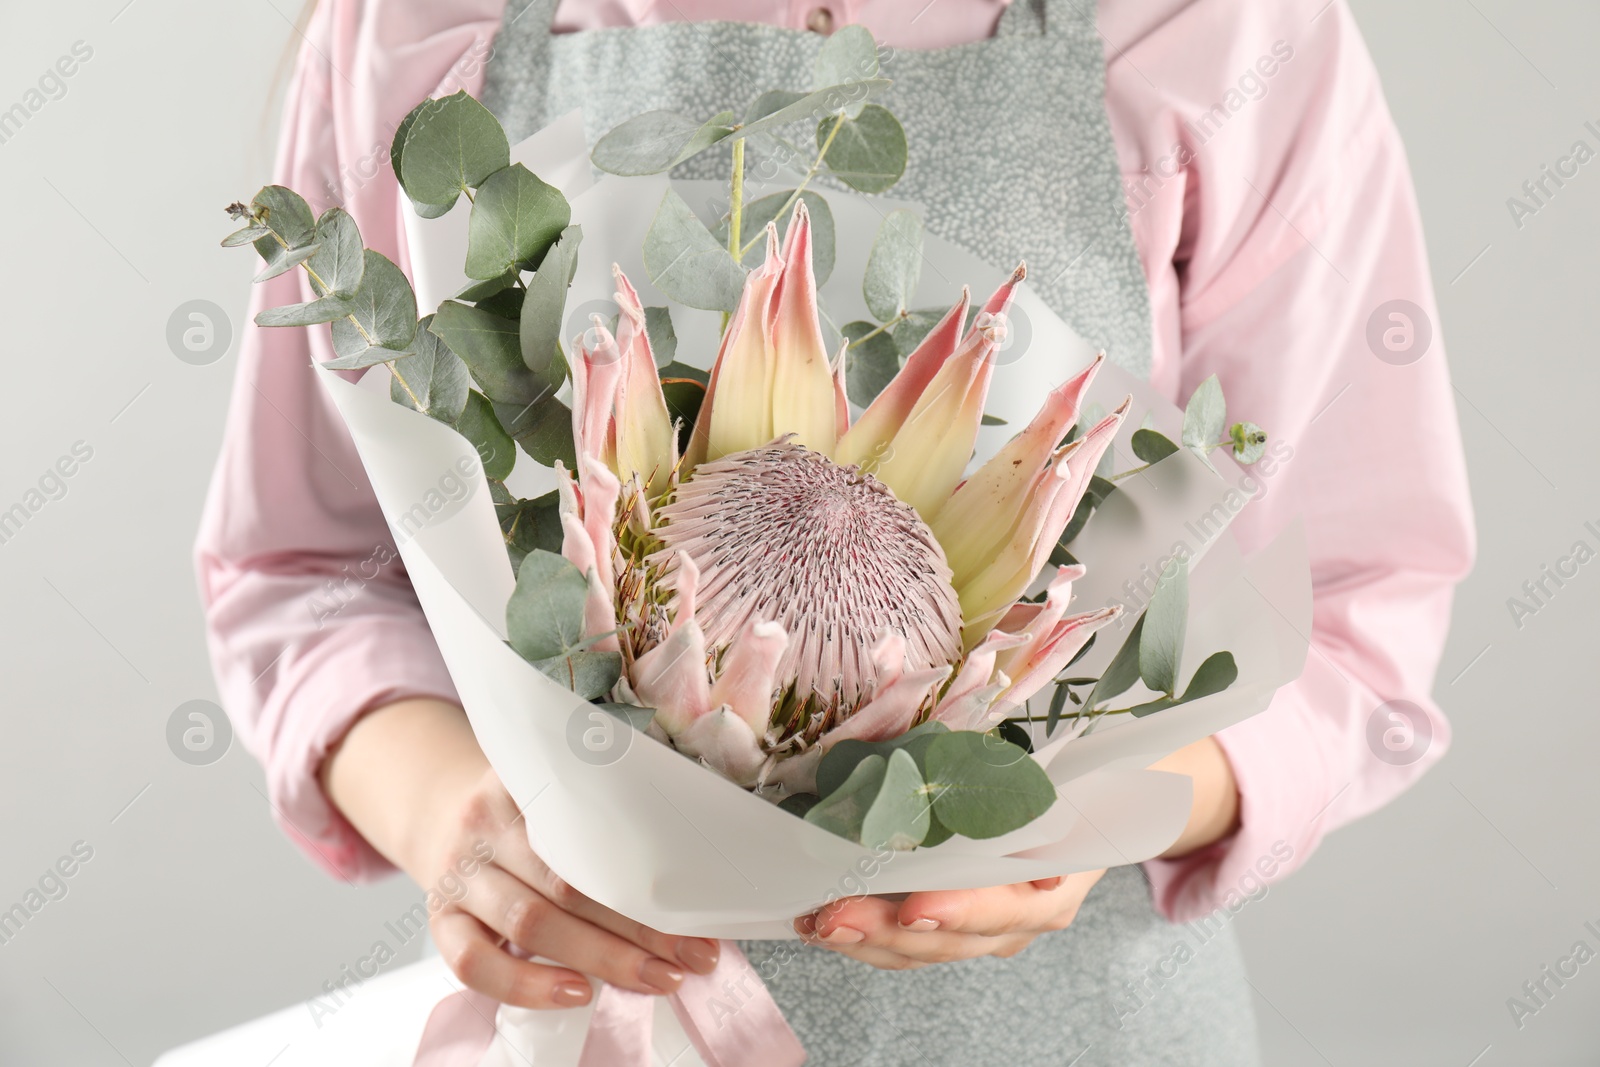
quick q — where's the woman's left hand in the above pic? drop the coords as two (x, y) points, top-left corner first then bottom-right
(794, 870), (1106, 969)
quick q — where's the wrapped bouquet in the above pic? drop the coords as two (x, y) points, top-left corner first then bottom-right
(222, 28), (1307, 1066)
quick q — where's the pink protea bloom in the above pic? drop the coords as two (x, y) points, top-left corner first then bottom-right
(559, 201), (1126, 792)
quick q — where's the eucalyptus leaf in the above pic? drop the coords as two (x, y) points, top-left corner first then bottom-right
(920, 809), (956, 848)
(924, 731), (1055, 840)
(476, 286), (525, 321)
(255, 293), (353, 328)
(816, 722), (949, 799)
(221, 224), (270, 248)
(458, 390), (516, 482)
(659, 360), (708, 385)
(534, 650), (622, 701)
(1181, 374), (1226, 454)
(643, 187), (747, 312)
(506, 549), (589, 663)
(497, 489), (564, 572)
(494, 397), (577, 469)
(1045, 682), (1073, 736)
(390, 316), (470, 425)
(813, 25), (879, 118)
(860, 748), (930, 851)
(327, 250), (418, 363)
(1083, 613), (1145, 715)
(1060, 473), (1117, 545)
(519, 224), (582, 395)
(1179, 650), (1238, 703)
(980, 414), (1007, 426)
(398, 91), (511, 210)
(250, 185), (314, 248)
(307, 207), (364, 297)
(1131, 428), (1179, 465)
(863, 208), (923, 321)
(818, 105), (907, 194)
(842, 321), (899, 407)
(457, 269), (520, 302)
(432, 300), (547, 406)
(644, 305), (677, 367)
(737, 79), (891, 140)
(591, 109), (736, 176)
(465, 163), (570, 280)
(660, 378), (707, 455)
(1138, 557), (1189, 697)
(252, 240), (320, 284)
(779, 792), (822, 818)
(804, 754), (887, 843)
(743, 90), (806, 125)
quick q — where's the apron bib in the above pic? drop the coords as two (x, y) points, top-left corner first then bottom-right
(481, 2), (1259, 1062)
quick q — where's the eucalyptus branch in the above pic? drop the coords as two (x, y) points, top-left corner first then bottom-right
(253, 206), (424, 410)
(846, 311), (907, 349)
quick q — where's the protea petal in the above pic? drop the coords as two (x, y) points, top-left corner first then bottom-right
(932, 354), (1104, 587)
(611, 266), (676, 498)
(768, 202), (838, 454)
(931, 670), (1013, 731)
(957, 399), (1128, 634)
(831, 339), (850, 439)
(708, 619), (789, 737)
(994, 564), (1084, 681)
(579, 456), (621, 592)
(571, 318), (623, 475)
(763, 744), (822, 796)
(686, 226), (785, 466)
(833, 288), (969, 469)
(583, 566), (619, 653)
(632, 554), (711, 735)
(994, 606), (1122, 714)
(676, 708), (767, 787)
(820, 665), (951, 750)
(933, 628), (1028, 722)
(869, 265), (1026, 519)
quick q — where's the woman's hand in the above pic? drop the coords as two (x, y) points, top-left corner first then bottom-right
(322, 698), (721, 1009)
(794, 735), (1240, 970)
(795, 871), (1106, 969)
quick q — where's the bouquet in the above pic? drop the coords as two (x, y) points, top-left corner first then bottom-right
(222, 27), (1307, 1066)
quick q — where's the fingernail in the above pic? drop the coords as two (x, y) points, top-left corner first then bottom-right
(821, 926), (864, 945)
(794, 914), (818, 937)
(677, 939), (721, 975)
(639, 958), (686, 994)
(899, 917), (939, 932)
(1032, 876), (1064, 891)
(553, 982), (592, 1006)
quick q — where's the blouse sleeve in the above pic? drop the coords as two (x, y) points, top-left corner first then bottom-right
(193, 0), (504, 882)
(1103, 0), (1477, 920)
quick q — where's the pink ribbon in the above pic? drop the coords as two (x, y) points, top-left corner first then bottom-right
(412, 942), (805, 1067)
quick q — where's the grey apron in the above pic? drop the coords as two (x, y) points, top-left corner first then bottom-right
(481, 2), (1260, 1062)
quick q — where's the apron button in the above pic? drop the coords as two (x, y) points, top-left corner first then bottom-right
(804, 6), (835, 34)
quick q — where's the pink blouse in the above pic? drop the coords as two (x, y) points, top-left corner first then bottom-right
(195, 0), (1475, 921)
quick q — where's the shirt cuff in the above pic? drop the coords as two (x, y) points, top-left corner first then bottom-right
(256, 617), (460, 883)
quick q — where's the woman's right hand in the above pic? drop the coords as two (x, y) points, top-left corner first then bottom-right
(322, 698), (721, 1009)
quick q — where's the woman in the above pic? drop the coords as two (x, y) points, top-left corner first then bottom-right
(196, 0), (1474, 1061)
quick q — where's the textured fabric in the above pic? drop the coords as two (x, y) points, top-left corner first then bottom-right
(196, 0), (1473, 965)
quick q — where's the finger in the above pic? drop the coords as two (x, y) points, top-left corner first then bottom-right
(895, 883), (1055, 938)
(433, 910), (594, 1009)
(464, 865), (687, 995)
(801, 897), (1010, 964)
(494, 831), (722, 976)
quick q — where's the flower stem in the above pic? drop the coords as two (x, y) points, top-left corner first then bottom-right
(736, 114), (844, 261)
(721, 137), (747, 336)
(846, 312), (906, 349)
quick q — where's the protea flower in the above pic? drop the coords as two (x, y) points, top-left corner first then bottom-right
(559, 202), (1127, 794)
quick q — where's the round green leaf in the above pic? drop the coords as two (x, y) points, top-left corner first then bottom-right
(1181, 374), (1226, 453)
(818, 105), (907, 195)
(391, 315), (470, 425)
(813, 25), (879, 110)
(1138, 557), (1189, 696)
(431, 300), (546, 406)
(494, 397), (577, 470)
(860, 748), (931, 851)
(307, 207), (365, 297)
(924, 731), (1055, 840)
(534, 651), (622, 701)
(717, 189), (837, 284)
(465, 163), (571, 280)
(326, 250), (419, 367)
(507, 549), (589, 663)
(1131, 428), (1180, 465)
(805, 754), (887, 843)
(863, 208), (923, 321)
(398, 91), (511, 211)
(643, 187), (747, 312)
(519, 224), (582, 396)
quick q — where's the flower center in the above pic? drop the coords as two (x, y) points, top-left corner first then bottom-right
(651, 440), (963, 723)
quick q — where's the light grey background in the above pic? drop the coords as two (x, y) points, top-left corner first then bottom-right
(0, 1), (1595, 1064)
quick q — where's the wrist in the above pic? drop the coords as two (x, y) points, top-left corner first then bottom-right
(1150, 735), (1240, 859)
(320, 697), (488, 881)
